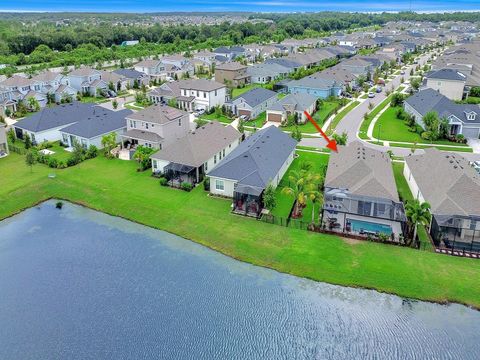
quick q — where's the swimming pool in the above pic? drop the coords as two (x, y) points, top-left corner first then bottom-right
(347, 219), (392, 235)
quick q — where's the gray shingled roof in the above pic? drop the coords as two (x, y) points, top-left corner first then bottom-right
(287, 76), (339, 90)
(150, 122), (241, 167)
(405, 88), (480, 124)
(60, 109), (132, 138)
(14, 103), (99, 132)
(208, 125), (297, 189)
(325, 141), (399, 201)
(231, 87), (277, 108)
(426, 68), (467, 81)
(405, 148), (480, 216)
(126, 104), (187, 125)
(113, 68), (145, 79)
(267, 93), (317, 112)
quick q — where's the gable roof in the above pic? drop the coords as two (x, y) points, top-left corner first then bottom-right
(113, 68), (146, 79)
(208, 125), (297, 189)
(405, 88), (480, 124)
(126, 104), (187, 125)
(178, 79), (225, 92)
(231, 87), (277, 108)
(31, 70), (62, 83)
(150, 122), (241, 167)
(216, 62), (247, 71)
(267, 93), (317, 113)
(287, 75), (339, 90)
(0, 75), (33, 88)
(69, 67), (99, 77)
(325, 141), (399, 201)
(405, 148), (480, 217)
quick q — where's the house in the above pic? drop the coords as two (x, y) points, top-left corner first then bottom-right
(266, 93), (317, 124)
(177, 79), (226, 111)
(213, 46), (246, 60)
(247, 62), (292, 84)
(214, 62), (250, 87)
(404, 88), (480, 138)
(208, 125), (297, 217)
(112, 68), (149, 88)
(121, 104), (190, 153)
(0, 123), (8, 157)
(227, 88), (277, 119)
(286, 76), (342, 99)
(133, 59), (164, 77)
(13, 102), (128, 146)
(425, 68), (467, 100)
(150, 121), (242, 186)
(99, 71), (129, 92)
(0, 90), (16, 116)
(59, 109), (132, 149)
(30, 70), (76, 104)
(68, 67), (108, 96)
(322, 141), (406, 241)
(404, 148), (480, 252)
(315, 66), (358, 90)
(0, 75), (48, 110)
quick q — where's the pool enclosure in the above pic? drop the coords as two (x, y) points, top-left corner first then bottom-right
(430, 215), (480, 253)
(232, 184), (264, 218)
(322, 188), (407, 241)
(163, 162), (203, 187)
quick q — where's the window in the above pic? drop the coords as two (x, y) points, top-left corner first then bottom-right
(145, 123), (149, 129)
(214, 90), (217, 96)
(203, 91), (207, 98)
(214, 155), (217, 164)
(178, 119), (182, 126)
(438, 81), (442, 86)
(467, 113), (476, 121)
(62, 134), (68, 143)
(215, 179), (224, 191)
(223, 149), (225, 157)
(204, 162), (208, 171)
(219, 151), (222, 160)
(153, 160), (158, 169)
(81, 139), (87, 149)
(358, 201), (372, 216)
(196, 90), (199, 97)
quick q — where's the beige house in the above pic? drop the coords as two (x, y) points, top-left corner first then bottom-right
(425, 68), (467, 101)
(215, 62), (250, 87)
(121, 105), (190, 155)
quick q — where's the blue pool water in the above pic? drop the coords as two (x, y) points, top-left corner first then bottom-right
(0, 201), (479, 359)
(347, 218), (392, 234)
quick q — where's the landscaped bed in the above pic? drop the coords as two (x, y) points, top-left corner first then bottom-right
(373, 106), (470, 147)
(1, 152), (480, 309)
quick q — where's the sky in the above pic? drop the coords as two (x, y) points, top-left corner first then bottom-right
(1, 0), (479, 13)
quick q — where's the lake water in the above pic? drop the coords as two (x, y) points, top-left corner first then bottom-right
(0, 201), (479, 359)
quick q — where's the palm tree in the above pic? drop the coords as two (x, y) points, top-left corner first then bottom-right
(305, 183), (323, 224)
(405, 200), (431, 245)
(281, 170), (308, 217)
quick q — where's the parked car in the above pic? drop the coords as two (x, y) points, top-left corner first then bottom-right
(197, 108), (205, 115)
(107, 90), (117, 97)
(375, 86), (382, 93)
(239, 114), (250, 121)
(471, 161), (480, 173)
(400, 70), (405, 75)
(368, 92), (375, 98)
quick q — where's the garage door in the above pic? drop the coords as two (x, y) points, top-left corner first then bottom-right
(462, 127), (480, 139)
(267, 113), (283, 122)
(238, 109), (251, 117)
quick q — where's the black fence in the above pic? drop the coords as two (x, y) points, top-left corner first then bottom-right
(431, 217), (480, 255)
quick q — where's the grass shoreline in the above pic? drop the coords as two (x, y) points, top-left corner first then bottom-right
(1, 153), (480, 310)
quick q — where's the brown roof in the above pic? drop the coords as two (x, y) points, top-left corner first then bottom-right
(215, 62), (247, 71)
(126, 104), (187, 125)
(69, 67), (100, 77)
(179, 79), (225, 92)
(150, 121), (241, 167)
(0, 75), (33, 87)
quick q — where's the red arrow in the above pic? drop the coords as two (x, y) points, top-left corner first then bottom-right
(303, 110), (338, 152)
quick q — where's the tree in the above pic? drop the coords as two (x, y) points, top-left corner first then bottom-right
(112, 99), (118, 109)
(101, 132), (117, 158)
(7, 128), (16, 144)
(390, 93), (405, 107)
(291, 126), (302, 141)
(25, 150), (36, 172)
(133, 145), (155, 171)
(70, 140), (85, 165)
(305, 181), (323, 225)
(237, 119), (245, 134)
(24, 133), (32, 149)
(423, 111), (440, 140)
(405, 200), (431, 246)
(27, 97), (40, 112)
(332, 131), (348, 145)
(411, 77), (421, 91)
(281, 170), (307, 218)
(262, 183), (276, 213)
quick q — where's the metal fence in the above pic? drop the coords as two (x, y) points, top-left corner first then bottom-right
(431, 216), (480, 254)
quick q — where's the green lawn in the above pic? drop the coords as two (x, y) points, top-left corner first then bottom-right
(326, 101), (360, 136)
(358, 94), (394, 139)
(1, 152), (480, 308)
(389, 142), (473, 153)
(244, 111), (267, 129)
(200, 112), (233, 124)
(231, 83), (264, 98)
(46, 141), (72, 162)
(374, 106), (470, 147)
(80, 96), (110, 104)
(281, 101), (339, 133)
(392, 162), (433, 251)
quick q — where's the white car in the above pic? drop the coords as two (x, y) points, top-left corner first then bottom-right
(368, 92), (375, 98)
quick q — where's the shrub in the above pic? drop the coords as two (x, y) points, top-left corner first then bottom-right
(47, 157), (58, 168)
(396, 108), (405, 120)
(455, 134), (466, 143)
(55, 201), (63, 209)
(181, 182), (193, 192)
(159, 177), (168, 186)
(203, 177), (210, 191)
(66, 157), (79, 167)
(86, 145), (98, 159)
(421, 131), (432, 140)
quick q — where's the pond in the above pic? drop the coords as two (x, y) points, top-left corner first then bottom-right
(0, 201), (478, 359)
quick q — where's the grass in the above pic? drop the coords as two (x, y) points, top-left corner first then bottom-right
(200, 112), (233, 124)
(374, 106), (470, 148)
(389, 142), (473, 153)
(1, 152), (480, 309)
(80, 96), (110, 104)
(280, 101), (339, 133)
(326, 101), (360, 136)
(244, 111), (267, 129)
(358, 93), (395, 139)
(296, 145), (330, 153)
(392, 162), (433, 251)
(231, 83), (264, 98)
(45, 142), (72, 162)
